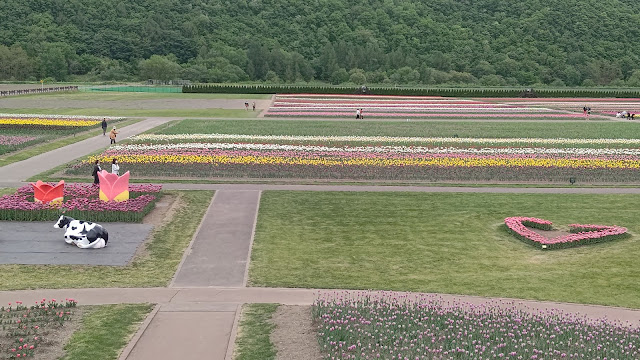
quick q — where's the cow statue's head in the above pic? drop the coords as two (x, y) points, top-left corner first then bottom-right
(53, 215), (73, 229)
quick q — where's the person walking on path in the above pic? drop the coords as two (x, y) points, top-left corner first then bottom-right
(101, 118), (107, 136)
(109, 126), (118, 144)
(356, 109), (361, 119)
(92, 160), (101, 184)
(360, 108), (364, 119)
(252, 101), (256, 111)
(111, 158), (120, 175)
(245, 101), (249, 111)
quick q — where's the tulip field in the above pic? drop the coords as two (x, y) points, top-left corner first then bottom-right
(489, 97), (640, 117)
(0, 183), (162, 222)
(313, 292), (640, 360)
(264, 94), (604, 119)
(65, 127), (640, 183)
(0, 114), (124, 156)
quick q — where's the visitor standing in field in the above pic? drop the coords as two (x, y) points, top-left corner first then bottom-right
(587, 107), (591, 119)
(111, 158), (120, 175)
(109, 126), (118, 144)
(360, 108), (364, 119)
(252, 101), (256, 111)
(92, 160), (101, 184)
(356, 108), (361, 119)
(101, 118), (107, 136)
(245, 101), (249, 110)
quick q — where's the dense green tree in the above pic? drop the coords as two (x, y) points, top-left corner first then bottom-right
(0, 45), (34, 80)
(1, 0), (640, 85)
(627, 70), (640, 87)
(330, 68), (349, 85)
(138, 55), (181, 82)
(349, 68), (367, 85)
(38, 43), (69, 80)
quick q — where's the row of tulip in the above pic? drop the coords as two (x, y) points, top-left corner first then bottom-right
(108, 142), (640, 156)
(265, 111), (586, 118)
(504, 217), (628, 250)
(0, 135), (42, 155)
(265, 94), (590, 119)
(0, 117), (101, 128)
(0, 183), (162, 222)
(129, 133), (640, 147)
(0, 115), (125, 132)
(66, 133), (640, 182)
(497, 98), (640, 117)
(82, 149), (640, 169)
(0, 114), (122, 121)
(68, 161), (639, 182)
(313, 292), (640, 359)
(0, 135), (38, 146)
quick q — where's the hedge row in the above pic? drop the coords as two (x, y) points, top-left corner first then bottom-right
(182, 84), (640, 98)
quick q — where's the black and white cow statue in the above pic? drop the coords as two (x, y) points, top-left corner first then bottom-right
(53, 215), (109, 249)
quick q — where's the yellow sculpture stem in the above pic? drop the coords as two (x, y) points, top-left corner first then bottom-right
(99, 190), (130, 202)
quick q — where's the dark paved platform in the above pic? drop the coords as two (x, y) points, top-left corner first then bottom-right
(0, 221), (154, 266)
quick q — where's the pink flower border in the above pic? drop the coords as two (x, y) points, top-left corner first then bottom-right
(504, 216), (628, 250)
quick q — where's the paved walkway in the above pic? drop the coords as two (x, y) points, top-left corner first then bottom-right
(171, 190), (261, 287)
(3, 287), (640, 324)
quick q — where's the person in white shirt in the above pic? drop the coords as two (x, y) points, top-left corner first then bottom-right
(111, 158), (120, 175)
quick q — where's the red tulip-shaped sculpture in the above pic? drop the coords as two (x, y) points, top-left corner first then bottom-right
(98, 170), (130, 202)
(31, 180), (64, 204)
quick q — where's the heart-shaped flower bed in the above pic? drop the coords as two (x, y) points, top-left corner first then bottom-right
(504, 217), (628, 250)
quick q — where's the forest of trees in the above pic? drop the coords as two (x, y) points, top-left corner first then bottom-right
(2, 0), (640, 87)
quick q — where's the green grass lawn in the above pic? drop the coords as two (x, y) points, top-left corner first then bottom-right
(250, 191), (640, 308)
(234, 304), (278, 360)
(156, 119), (640, 140)
(14, 91), (273, 101)
(0, 108), (254, 118)
(61, 304), (153, 360)
(0, 190), (213, 290)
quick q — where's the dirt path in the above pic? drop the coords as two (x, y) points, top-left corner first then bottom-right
(271, 306), (322, 360)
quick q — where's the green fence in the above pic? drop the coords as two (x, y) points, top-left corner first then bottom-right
(86, 86), (183, 93)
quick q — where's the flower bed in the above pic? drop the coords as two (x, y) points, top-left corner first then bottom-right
(0, 115), (126, 157)
(313, 292), (640, 359)
(127, 133), (640, 147)
(65, 136), (640, 183)
(0, 183), (162, 222)
(265, 94), (593, 119)
(0, 115), (124, 131)
(1, 299), (77, 359)
(0, 135), (38, 146)
(0, 135), (42, 156)
(505, 216), (628, 249)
